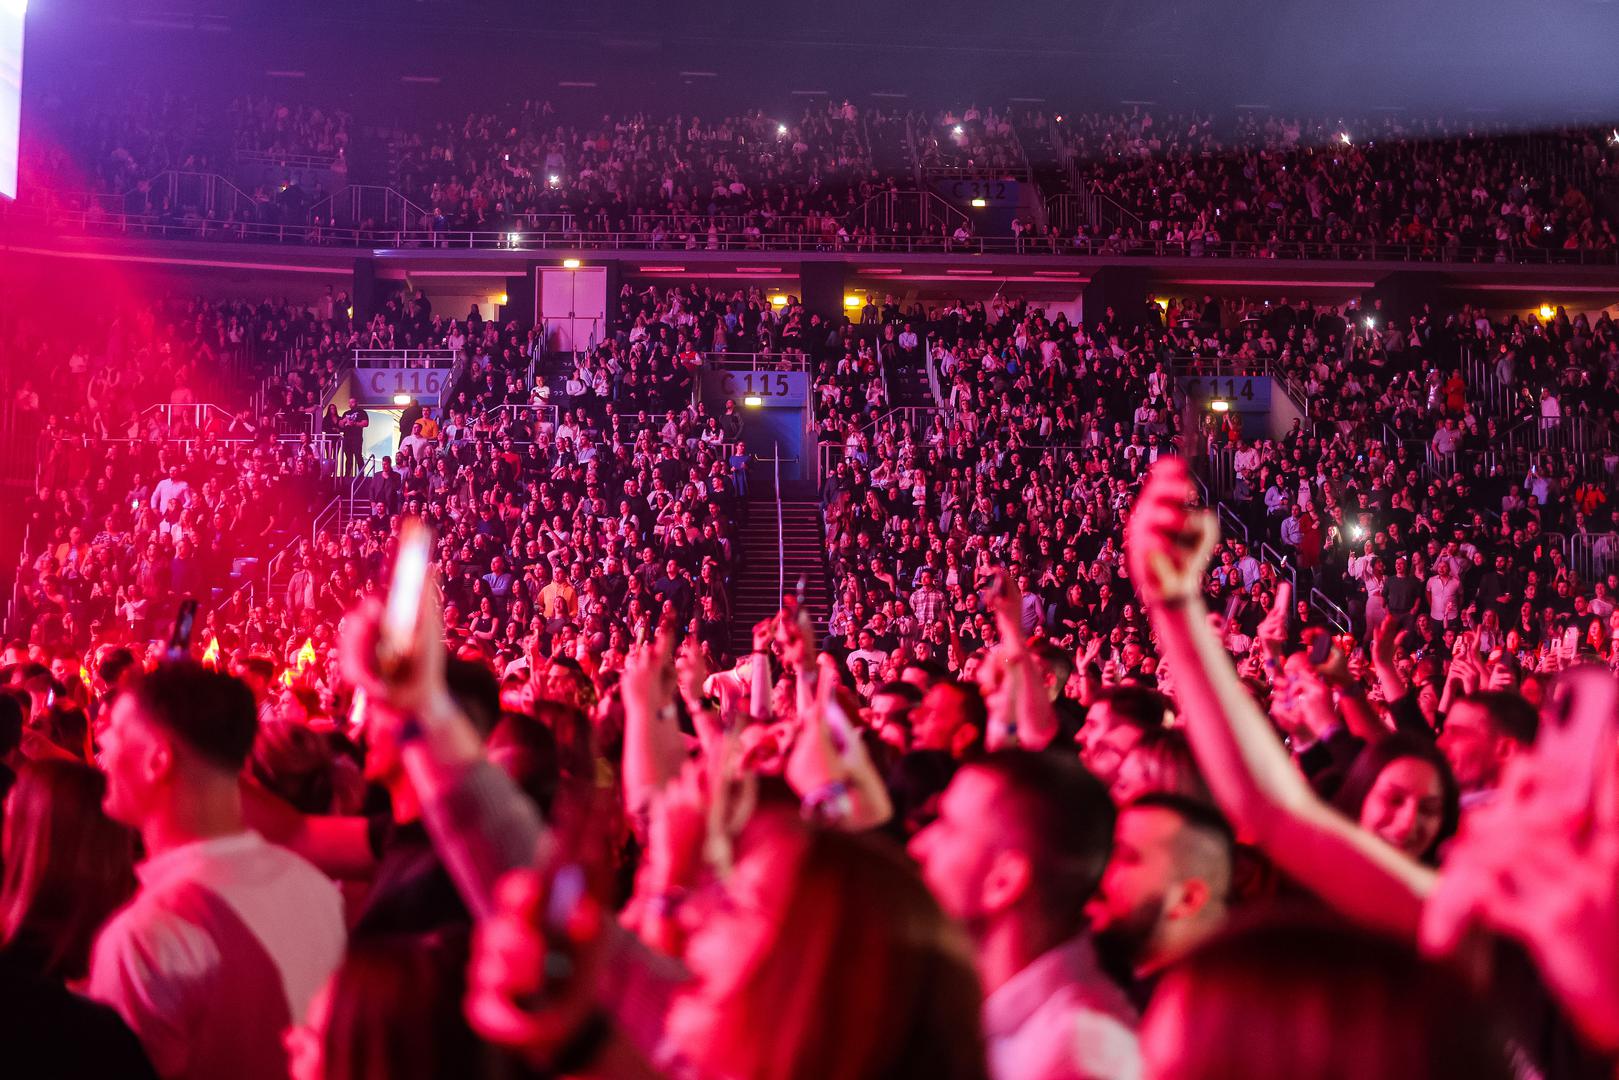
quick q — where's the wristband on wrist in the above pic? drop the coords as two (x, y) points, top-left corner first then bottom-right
(801, 780), (853, 825)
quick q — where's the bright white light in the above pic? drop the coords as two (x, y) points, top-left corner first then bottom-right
(393, 393), (412, 406)
(1339, 131), (1352, 145)
(1364, 317), (1376, 331)
(952, 125), (964, 136)
(507, 232), (521, 245)
(777, 124), (788, 136)
(548, 174), (560, 186)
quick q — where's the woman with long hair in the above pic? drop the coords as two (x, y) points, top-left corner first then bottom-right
(1329, 734), (1459, 866)
(1, 759), (139, 982)
(286, 931), (495, 1080)
(470, 806), (989, 1080)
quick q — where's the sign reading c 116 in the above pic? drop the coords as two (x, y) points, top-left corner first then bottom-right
(702, 369), (808, 407)
(353, 367), (452, 404)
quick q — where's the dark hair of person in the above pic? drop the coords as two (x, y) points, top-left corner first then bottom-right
(903, 658), (950, 686)
(238, 656), (275, 683)
(319, 930), (498, 1080)
(42, 704), (91, 761)
(704, 826), (989, 1080)
(1032, 640), (1075, 689)
(1331, 734), (1460, 866)
(1090, 685), (1173, 731)
(968, 749), (1115, 934)
(127, 662), (258, 771)
(250, 719), (337, 815)
(1127, 791), (1237, 859)
(97, 648), (138, 687)
(1149, 914), (1511, 1080)
(885, 749), (959, 838)
(1456, 690), (1539, 747)
(872, 680), (924, 706)
(0, 760), (139, 981)
(444, 656), (500, 738)
(1120, 726), (1212, 804)
(486, 711), (560, 816)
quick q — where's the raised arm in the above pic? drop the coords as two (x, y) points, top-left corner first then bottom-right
(1126, 457), (1435, 941)
(339, 592), (549, 919)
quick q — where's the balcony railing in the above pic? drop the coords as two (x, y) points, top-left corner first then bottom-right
(7, 199), (1619, 265)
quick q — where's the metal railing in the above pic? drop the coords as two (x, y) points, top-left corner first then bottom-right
(774, 442), (785, 604)
(704, 352), (809, 371)
(235, 148), (344, 172)
(1572, 532), (1619, 585)
(1311, 589), (1353, 635)
(479, 403), (559, 431)
(353, 348), (459, 367)
(10, 197), (1619, 263)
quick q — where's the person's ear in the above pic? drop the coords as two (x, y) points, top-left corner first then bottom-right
(950, 723), (981, 760)
(1166, 877), (1211, 923)
(982, 849), (1033, 914)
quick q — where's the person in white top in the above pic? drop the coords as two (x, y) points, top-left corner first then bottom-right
(1425, 561), (1462, 627)
(150, 466), (191, 515)
(911, 752), (1141, 1080)
(92, 664), (345, 1080)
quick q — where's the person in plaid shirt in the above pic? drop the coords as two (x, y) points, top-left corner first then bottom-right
(911, 568), (948, 626)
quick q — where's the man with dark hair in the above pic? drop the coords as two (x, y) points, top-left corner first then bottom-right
(910, 749), (1138, 1080)
(90, 663), (345, 1080)
(910, 678), (988, 759)
(1088, 793), (1234, 1010)
(1439, 690), (1539, 808)
(868, 679), (922, 749)
(1077, 685), (1172, 786)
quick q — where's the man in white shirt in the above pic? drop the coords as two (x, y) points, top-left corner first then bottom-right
(150, 466), (191, 515)
(846, 629), (889, 674)
(92, 664), (345, 1080)
(911, 751), (1140, 1080)
(1426, 560), (1462, 628)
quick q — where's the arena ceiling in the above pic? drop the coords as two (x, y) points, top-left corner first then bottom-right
(24, 0), (1619, 122)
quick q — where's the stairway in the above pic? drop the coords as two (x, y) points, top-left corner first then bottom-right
(729, 498), (830, 657)
(885, 346), (934, 408)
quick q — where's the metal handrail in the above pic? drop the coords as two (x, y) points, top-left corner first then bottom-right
(235, 148), (343, 172)
(353, 348), (458, 367)
(15, 198), (1617, 263)
(704, 352), (808, 371)
(774, 442), (785, 605)
(1310, 589), (1353, 635)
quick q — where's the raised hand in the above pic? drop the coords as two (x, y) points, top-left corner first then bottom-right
(1125, 457), (1219, 610)
(1256, 580), (1293, 659)
(620, 626), (676, 716)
